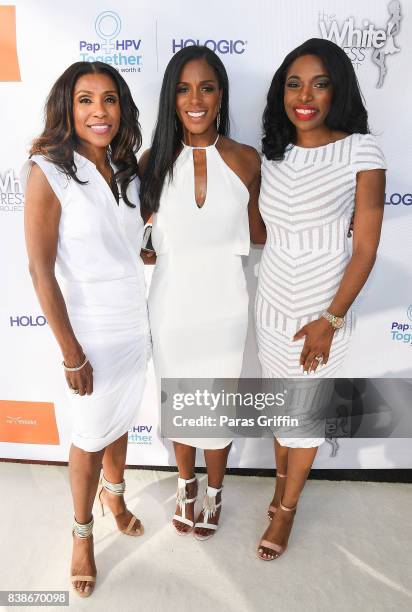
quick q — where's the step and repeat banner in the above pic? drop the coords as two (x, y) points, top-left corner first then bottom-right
(1, 0), (411, 468)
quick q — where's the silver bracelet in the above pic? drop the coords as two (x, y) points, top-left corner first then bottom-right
(62, 354), (88, 372)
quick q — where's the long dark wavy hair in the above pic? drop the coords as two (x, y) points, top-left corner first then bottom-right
(262, 38), (369, 160)
(140, 45), (230, 213)
(30, 61), (142, 207)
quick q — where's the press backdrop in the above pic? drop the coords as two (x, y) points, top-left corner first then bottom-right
(1, 0), (411, 468)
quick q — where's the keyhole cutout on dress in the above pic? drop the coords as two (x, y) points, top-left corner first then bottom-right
(192, 149), (207, 209)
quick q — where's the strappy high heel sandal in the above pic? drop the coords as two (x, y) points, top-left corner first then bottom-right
(257, 501), (297, 561)
(173, 475), (198, 535)
(193, 484), (222, 541)
(267, 472), (287, 520)
(71, 516), (96, 598)
(98, 474), (144, 536)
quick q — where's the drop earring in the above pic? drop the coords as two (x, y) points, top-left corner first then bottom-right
(216, 111), (221, 131)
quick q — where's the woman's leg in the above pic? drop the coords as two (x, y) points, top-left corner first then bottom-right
(258, 444), (319, 559)
(268, 438), (289, 519)
(173, 442), (197, 533)
(69, 444), (104, 594)
(99, 432), (142, 534)
(194, 443), (232, 537)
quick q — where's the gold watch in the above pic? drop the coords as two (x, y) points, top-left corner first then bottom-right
(321, 310), (345, 329)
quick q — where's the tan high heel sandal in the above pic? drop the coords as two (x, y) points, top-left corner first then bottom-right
(71, 516), (96, 598)
(98, 474), (144, 536)
(258, 500), (297, 561)
(267, 472), (287, 520)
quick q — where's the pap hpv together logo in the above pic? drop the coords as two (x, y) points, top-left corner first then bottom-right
(79, 11), (143, 73)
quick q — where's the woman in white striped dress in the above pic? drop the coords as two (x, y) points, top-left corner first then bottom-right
(252, 39), (386, 560)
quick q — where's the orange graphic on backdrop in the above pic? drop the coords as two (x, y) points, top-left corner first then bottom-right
(0, 6), (21, 81)
(0, 400), (59, 445)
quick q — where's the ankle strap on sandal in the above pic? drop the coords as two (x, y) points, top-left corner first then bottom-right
(279, 501), (296, 512)
(276, 472), (287, 478)
(101, 473), (126, 496)
(203, 485), (222, 522)
(176, 476), (197, 508)
(73, 516), (94, 538)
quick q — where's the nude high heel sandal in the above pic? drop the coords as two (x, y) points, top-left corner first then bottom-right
(258, 501), (297, 561)
(267, 472), (287, 520)
(173, 475), (198, 535)
(98, 474), (144, 536)
(193, 484), (222, 541)
(71, 516), (96, 598)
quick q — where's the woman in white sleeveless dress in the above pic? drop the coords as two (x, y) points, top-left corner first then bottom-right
(251, 39), (386, 560)
(140, 46), (260, 539)
(23, 62), (150, 596)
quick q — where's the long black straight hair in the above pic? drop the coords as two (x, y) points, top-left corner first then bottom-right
(31, 61), (141, 207)
(262, 38), (369, 161)
(140, 45), (230, 213)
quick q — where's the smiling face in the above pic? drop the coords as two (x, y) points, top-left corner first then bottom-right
(73, 72), (121, 153)
(175, 58), (222, 139)
(284, 54), (333, 134)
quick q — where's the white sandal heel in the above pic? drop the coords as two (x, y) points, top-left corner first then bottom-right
(193, 484), (222, 541)
(173, 475), (198, 535)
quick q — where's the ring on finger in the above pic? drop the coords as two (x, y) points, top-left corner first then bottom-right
(71, 389), (80, 394)
(315, 355), (323, 363)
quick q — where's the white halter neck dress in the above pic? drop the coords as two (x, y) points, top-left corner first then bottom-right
(148, 137), (250, 449)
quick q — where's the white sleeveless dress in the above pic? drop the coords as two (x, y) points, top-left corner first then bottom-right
(22, 153), (150, 452)
(255, 133), (386, 447)
(148, 137), (250, 449)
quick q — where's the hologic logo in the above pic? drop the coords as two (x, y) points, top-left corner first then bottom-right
(318, 1), (402, 87)
(6, 416), (37, 425)
(407, 305), (412, 322)
(79, 11), (142, 73)
(172, 39), (247, 55)
(0, 169), (24, 212)
(10, 315), (47, 327)
(385, 192), (412, 205)
(128, 424), (153, 445)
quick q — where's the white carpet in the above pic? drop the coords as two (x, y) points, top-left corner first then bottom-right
(0, 463), (411, 612)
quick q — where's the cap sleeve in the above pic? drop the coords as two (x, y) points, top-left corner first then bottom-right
(21, 155), (69, 204)
(353, 134), (386, 174)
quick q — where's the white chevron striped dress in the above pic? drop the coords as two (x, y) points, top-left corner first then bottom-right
(255, 133), (386, 447)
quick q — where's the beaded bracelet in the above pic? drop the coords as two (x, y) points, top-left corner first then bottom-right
(62, 354), (89, 372)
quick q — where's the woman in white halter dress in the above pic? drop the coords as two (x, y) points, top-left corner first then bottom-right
(149, 133), (250, 450)
(140, 45), (260, 540)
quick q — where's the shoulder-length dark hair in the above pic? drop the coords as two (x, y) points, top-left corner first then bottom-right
(262, 38), (369, 160)
(140, 45), (230, 213)
(30, 61), (141, 207)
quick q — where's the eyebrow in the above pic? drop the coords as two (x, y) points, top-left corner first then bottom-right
(286, 74), (330, 80)
(176, 79), (217, 85)
(75, 89), (118, 95)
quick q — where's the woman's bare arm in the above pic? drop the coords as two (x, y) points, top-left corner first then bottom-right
(24, 164), (93, 394)
(294, 168), (385, 371)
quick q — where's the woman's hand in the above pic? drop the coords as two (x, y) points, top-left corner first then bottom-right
(293, 318), (335, 373)
(140, 249), (157, 264)
(64, 359), (94, 396)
